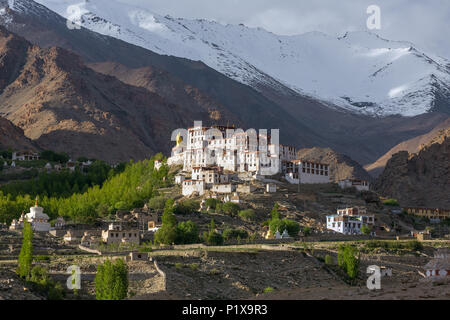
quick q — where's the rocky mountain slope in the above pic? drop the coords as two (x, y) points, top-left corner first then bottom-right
(374, 128), (450, 208)
(35, 0), (450, 117)
(297, 147), (373, 183)
(0, 116), (37, 151)
(365, 118), (450, 176)
(0, 26), (228, 162)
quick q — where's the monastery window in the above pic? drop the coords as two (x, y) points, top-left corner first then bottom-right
(325, 171), (328, 176)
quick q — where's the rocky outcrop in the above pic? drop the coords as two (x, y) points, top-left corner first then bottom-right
(0, 26), (226, 162)
(297, 147), (373, 183)
(365, 118), (450, 177)
(0, 116), (37, 151)
(374, 129), (450, 207)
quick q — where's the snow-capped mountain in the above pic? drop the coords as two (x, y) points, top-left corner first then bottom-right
(18, 0), (450, 117)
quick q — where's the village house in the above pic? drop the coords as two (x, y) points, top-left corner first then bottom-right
(81, 231), (101, 247)
(12, 151), (40, 161)
(284, 160), (330, 184)
(63, 230), (83, 244)
(338, 178), (370, 191)
(337, 206), (369, 217)
(404, 207), (450, 221)
(326, 215), (366, 235)
(66, 160), (76, 172)
(211, 183), (235, 194)
(101, 223), (140, 245)
(54, 217), (66, 229)
(182, 179), (205, 196)
(175, 174), (185, 184)
(327, 206), (375, 234)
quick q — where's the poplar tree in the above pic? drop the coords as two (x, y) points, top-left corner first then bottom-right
(95, 259), (129, 300)
(17, 220), (33, 279)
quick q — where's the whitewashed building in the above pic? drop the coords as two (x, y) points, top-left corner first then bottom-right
(326, 215), (364, 235)
(338, 179), (370, 191)
(182, 180), (205, 196)
(284, 160), (330, 184)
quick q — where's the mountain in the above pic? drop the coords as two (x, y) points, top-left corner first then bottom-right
(34, 0), (450, 118)
(0, 25), (231, 162)
(0, 116), (37, 151)
(297, 147), (373, 183)
(365, 118), (450, 176)
(373, 128), (450, 208)
(0, 0), (448, 166)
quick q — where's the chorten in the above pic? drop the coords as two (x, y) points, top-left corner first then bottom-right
(25, 197), (51, 232)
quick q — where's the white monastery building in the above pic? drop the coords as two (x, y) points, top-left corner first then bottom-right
(169, 121), (333, 196)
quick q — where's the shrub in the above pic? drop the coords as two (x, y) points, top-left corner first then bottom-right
(205, 198), (219, 210)
(222, 202), (240, 217)
(383, 198), (400, 206)
(206, 231), (224, 246)
(222, 228), (248, 241)
(148, 196), (167, 211)
(302, 226), (311, 237)
(238, 209), (256, 222)
(324, 254), (333, 265)
(176, 220), (199, 244)
(264, 287), (274, 294)
(29, 265), (64, 300)
(175, 200), (200, 215)
(360, 225), (372, 235)
(34, 255), (50, 262)
(269, 218), (300, 237)
(189, 263), (199, 271)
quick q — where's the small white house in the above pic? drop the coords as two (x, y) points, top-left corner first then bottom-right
(338, 179), (370, 191)
(175, 174), (185, 185)
(182, 180), (205, 196)
(211, 184), (235, 194)
(326, 215), (367, 235)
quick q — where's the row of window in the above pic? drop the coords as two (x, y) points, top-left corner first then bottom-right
(109, 232), (138, 238)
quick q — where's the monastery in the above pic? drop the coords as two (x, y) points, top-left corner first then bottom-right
(168, 122), (331, 196)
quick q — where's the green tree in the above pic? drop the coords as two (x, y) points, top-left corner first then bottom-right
(176, 220), (199, 244)
(154, 199), (178, 245)
(17, 221), (33, 279)
(222, 202), (240, 217)
(238, 209), (256, 222)
(271, 203), (280, 220)
(337, 245), (360, 280)
(360, 224), (372, 235)
(95, 259), (129, 300)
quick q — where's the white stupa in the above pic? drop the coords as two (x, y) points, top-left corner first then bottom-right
(25, 197), (51, 232)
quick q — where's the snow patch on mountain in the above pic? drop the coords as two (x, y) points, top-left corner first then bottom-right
(34, 0), (450, 117)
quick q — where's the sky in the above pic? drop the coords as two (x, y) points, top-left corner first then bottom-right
(115, 0), (450, 59)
